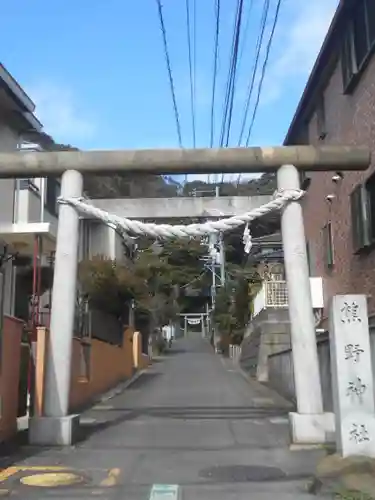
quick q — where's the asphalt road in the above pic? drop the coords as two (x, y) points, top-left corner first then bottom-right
(0, 332), (324, 499)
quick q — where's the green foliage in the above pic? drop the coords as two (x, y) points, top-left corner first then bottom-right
(78, 235), (262, 340)
(78, 239), (210, 326)
(78, 256), (146, 318)
(213, 266), (261, 345)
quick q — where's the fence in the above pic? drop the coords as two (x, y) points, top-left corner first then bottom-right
(252, 278), (324, 317)
(229, 344), (242, 361)
(253, 281), (288, 317)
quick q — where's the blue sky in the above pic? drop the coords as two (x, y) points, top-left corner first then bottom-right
(1, 0), (338, 177)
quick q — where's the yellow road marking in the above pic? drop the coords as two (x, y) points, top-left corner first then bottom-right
(0, 466), (66, 484)
(100, 468), (121, 487)
(21, 472), (84, 488)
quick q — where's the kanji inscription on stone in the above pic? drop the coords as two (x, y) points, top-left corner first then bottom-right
(340, 300), (362, 324)
(329, 295), (375, 457)
(345, 343), (364, 363)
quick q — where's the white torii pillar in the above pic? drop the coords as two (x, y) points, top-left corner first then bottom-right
(29, 170), (83, 445)
(277, 164), (334, 443)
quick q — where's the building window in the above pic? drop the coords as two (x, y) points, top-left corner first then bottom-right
(306, 241), (315, 276)
(322, 222), (334, 269)
(45, 177), (61, 217)
(350, 182), (372, 253)
(316, 94), (327, 140)
(341, 0), (375, 92)
(19, 179), (40, 193)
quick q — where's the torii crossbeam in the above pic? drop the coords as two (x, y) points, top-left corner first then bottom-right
(0, 145), (369, 177)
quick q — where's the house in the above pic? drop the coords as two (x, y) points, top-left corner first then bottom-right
(284, 0), (375, 329)
(0, 63), (133, 332)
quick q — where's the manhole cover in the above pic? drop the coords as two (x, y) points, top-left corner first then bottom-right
(199, 465), (287, 483)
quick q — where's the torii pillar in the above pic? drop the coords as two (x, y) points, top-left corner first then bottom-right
(29, 170), (83, 445)
(277, 165), (334, 444)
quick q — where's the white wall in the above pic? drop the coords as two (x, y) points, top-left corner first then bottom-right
(0, 120), (19, 315)
(79, 220), (127, 262)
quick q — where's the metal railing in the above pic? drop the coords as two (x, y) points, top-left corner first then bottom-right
(253, 281), (288, 317)
(229, 344), (242, 361)
(252, 277), (324, 318)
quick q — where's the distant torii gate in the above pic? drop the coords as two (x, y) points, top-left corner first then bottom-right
(0, 145), (369, 446)
(180, 313), (209, 339)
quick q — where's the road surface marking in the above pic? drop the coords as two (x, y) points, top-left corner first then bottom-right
(252, 397), (275, 405)
(79, 417), (97, 424)
(20, 472), (84, 488)
(0, 466), (66, 483)
(100, 468), (121, 487)
(150, 484), (179, 500)
(269, 417), (289, 425)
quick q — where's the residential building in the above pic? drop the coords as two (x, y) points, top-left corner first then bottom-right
(284, 0), (375, 327)
(0, 63), (45, 318)
(0, 63), (132, 330)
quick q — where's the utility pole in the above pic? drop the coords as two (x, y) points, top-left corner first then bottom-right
(219, 231), (225, 286)
(214, 185), (226, 287)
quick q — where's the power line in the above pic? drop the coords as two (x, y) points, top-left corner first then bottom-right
(237, 0), (255, 70)
(193, 0), (197, 145)
(223, 0), (245, 147)
(237, 0), (270, 146)
(245, 0), (282, 146)
(155, 0), (183, 148)
(219, 0), (244, 183)
(185, 0), (196, 148)
(210, 0), (221, 149)
(218, 0), (243, 149)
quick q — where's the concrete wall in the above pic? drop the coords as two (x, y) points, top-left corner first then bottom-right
(69, 328), (135, 411)
(0, 315), (23, 442)
(0, 119), (17, 223)
(83, 220), (125, 262)
(0, 120), (19, 316)
(239, 309), (291, 382)
(267, 332), (372, 413)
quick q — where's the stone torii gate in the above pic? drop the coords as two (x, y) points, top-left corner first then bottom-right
(0, 145), (369, 446)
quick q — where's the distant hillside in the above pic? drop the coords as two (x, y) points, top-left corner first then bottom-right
(29, 132), (277, 198)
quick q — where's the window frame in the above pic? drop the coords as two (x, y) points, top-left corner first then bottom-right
(342, 0), (375, 93)
(45, 177), (61, 217)
(322, 222), (335, 270)
(350, 181), (372, 253)
(316, 94), (327, 140)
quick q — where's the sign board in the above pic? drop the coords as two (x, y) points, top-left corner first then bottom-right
(149, 484), (179, 500)
(329, 295), (375, 457)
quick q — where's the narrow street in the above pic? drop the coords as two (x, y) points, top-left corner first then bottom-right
(0, 334), (323, 499)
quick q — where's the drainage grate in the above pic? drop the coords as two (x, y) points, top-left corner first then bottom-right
(199, 465), (287, 483)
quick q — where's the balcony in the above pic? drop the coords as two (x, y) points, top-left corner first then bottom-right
(252, 277), (324, 317)
(0, 177), (58, 258)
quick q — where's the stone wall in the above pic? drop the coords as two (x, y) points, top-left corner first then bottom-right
(239, 308), (291, 382)
(267, 329), (375, 412)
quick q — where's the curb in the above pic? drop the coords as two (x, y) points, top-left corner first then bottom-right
(235, 363), (294, 410)
(98, 369), (146, 403)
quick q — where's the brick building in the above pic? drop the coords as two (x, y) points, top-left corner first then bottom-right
(284, 0), (375, 325)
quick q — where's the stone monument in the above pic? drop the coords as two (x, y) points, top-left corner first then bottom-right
(330, 295), (375, 457)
